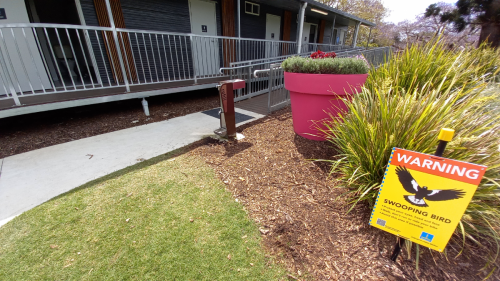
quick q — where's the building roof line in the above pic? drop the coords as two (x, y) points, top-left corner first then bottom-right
(302, 0), (376, 27)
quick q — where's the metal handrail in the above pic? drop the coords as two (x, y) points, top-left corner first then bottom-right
(0, 23), (113, 31)
(0, 22), (375, 107)
(219, 47), (386, 75)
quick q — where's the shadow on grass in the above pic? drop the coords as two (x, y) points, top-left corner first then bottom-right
(49, 137), (220, 202)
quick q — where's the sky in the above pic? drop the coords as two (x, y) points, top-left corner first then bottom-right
(382, 0), (457, 24)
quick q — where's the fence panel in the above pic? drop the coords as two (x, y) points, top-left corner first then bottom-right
(0, 22), (385, 110)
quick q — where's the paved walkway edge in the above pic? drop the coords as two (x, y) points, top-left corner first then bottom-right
(0, 108), (265, 227)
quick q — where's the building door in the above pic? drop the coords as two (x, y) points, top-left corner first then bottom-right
(189, 0), (220, 77)
(0, 0), (52, 96)
(301, 22), (311, 52)
(265, 14), (281, 58)
(338, 29), (345, 45)
(301, 22), (316, 52)
(309, 24), (318, 43)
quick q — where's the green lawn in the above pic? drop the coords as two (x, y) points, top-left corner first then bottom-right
(0, 152), (285, 280)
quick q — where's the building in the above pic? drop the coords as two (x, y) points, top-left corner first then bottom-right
(0, 0), (375, 118)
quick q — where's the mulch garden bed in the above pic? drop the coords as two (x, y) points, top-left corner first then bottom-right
(0, 88), (219, 159)
(190, 107), (498, 280)
(2, 91), (498, 279)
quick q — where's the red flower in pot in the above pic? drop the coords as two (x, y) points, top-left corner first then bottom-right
(310, 50), (337, 59)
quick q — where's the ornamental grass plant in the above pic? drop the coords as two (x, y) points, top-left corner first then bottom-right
(366, 40), (500, 95)
(281, 56), (369, 75)
(317, 40), (500, 268)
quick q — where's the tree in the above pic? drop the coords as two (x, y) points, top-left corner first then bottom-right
(316, 0), (390, 46)
(425, 0), (500, 47)
(378, 3), (480, 49)
(373, 22), (400, 47)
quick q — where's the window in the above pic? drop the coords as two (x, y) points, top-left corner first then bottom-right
(245, 1), (259, 16)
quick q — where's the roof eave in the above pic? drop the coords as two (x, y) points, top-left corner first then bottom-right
(301, 0), (376, 27)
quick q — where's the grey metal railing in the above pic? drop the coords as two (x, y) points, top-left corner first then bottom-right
(245, 46), (392, 113)
(226, 47), (391, 103)
(300, 43), (361, 53)
(0, 22), (365, 108)
(0, 23), (113, 105)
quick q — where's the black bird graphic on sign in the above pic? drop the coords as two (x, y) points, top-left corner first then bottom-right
(395, 166), (465, 207)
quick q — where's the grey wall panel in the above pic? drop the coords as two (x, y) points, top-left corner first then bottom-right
(239, 0), (283, 40)
(119, 0), (193, 81)
(120, 0), (191, 33)
(80, 0), (99, 27)
(80, 0), (203, 83)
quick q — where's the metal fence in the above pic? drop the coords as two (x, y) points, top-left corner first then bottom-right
(227, 47), (391, 105)
(240, 46), (392, 114)
(0, 22), (385, 109)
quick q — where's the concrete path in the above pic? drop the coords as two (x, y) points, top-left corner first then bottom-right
(0, 108), (264, 227)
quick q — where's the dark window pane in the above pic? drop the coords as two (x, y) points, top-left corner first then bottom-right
(253, 5), (259, 14)
(245, 3), (252, 13)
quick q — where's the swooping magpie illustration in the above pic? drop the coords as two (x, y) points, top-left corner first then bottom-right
(394, 166), (465, 207)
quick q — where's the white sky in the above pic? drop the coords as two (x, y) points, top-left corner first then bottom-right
(382, 0), (457, 24)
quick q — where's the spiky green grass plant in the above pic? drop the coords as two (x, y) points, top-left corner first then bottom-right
(366, 40), (500, 95)
(320, 81), (500, 265)
(317, 40), (500, 266)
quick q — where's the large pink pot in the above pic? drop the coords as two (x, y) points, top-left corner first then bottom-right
(284, 72), (368, 141)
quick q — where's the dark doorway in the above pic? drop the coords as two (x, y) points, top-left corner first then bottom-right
(309, 24), (317, 43)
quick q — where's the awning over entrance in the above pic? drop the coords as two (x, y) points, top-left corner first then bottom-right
(241, 0), (375, 27)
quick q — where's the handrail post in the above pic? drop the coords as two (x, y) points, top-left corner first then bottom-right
(296, 2), (307, 54)
(190, 35), (197, 83)
(104, 0), (130, 92)
(267, 65), (274, 114)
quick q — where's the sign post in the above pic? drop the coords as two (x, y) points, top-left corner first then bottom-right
(214, 79), (245, 140)
(370, 128), (486, 260)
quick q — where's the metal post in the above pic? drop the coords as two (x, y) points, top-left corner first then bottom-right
(352, 22), (360, 48)
(190, 35), (197, 83)
(141, 98), (150, 116)
(296, 2), (308, 54)
(267, 65), (274, 114)
(366, 27), (372, 49)
(329, 15), (336, 45)
(237, 0), (241, 38)
(104, 0), (130, 92)
(237, 0), (241, 62)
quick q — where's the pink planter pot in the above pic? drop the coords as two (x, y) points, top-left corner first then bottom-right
(284, 72), (368, 141)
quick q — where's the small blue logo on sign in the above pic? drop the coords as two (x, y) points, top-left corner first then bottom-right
(420, 232), (434, 242)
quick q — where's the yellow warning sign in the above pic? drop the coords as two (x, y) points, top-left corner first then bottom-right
(370, 147), (486, 252)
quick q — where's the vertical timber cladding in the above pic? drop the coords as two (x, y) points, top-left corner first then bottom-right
(318, 19), (325, 44)
(93, 0), (137, 82)
(282, 10), (292, 55)
(221, 0), (235, 67)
